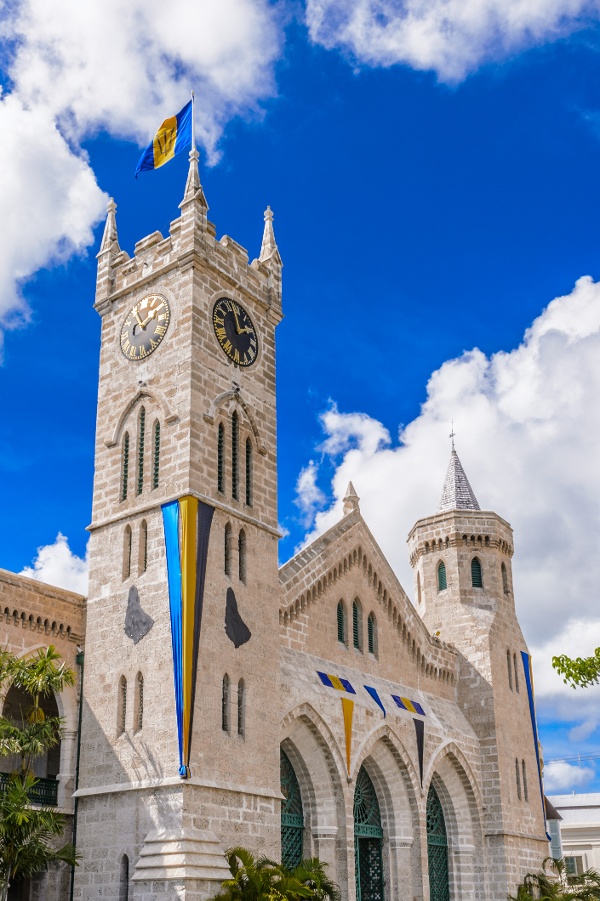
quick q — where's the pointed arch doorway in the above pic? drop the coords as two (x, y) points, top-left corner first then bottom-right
(427, 784), (450, 901)
(354, 766), (384, 901)
(280, 748), (304, 869)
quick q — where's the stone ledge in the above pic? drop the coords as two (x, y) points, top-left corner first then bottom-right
(132, 827), (231, 883)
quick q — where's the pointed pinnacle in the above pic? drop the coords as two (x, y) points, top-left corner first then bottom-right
(343, 481), (360, 516)
(437, 448), (480, 513)
(99, 197), (119, 254)
(180, 147), (208, 210)
(259, 205), (281, 264)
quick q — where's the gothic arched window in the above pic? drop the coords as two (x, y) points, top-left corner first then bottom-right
(238, 529), (246, 583)
(123, 526), (132, 580)
(522, 760), (528, 801)
(367, 612), (377, 656)
(231, 412), (239, 500)
(507, 650), (513, 690)
(224, 523), (232, 577)
(352, 599), (362, 651)
(245, 438), (253, 507)
(437, 561), (447, 591)
(501, 562), (509, 594)
(471, 557), (483, 587)
(417, 571), (422, 604)
(119, 854), (129, 901)
(139, 520), (147, 575)
(134, 672), (144, 733)
(152, 420), (160, 489)
(121, 432), (130, 501)
(237, 678), (245, 738)
(281, 748), (303, 869)
(514, 653), (520, 693)
(516, 757), (522, 800)
(337, 600), (346, 645)
(222, 674), (230, 732)
(137, 406), (146, 495)
(118, 676), (127, 735)
(218, 422), (225, 494)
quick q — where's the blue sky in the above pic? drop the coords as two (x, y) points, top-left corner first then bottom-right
(2, 0), (600, 793)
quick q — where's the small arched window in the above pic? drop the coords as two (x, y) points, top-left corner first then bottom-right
(137, 406), (146, 495)
(224, 522), (232, 577)
(501, 562), (509, 594)
(231, 412), (239, 500)
(337, 600), (346, 645)
(118, 676), (127, 735)
(238, 529), (246, 583)
(437, 561), (447, 591)
(507, 650), (513, 690)
(139, 520), (147, 575)
(514, 653), (520, 693)
(119, 854), (129, 901)
(417, 572), (422, 604)
(152, 420), (160, 489)
(522, 760), (528, 801)
(217, 422), (225, 494)
(134, 672), (144, 733)
(367, 612), (377, 656)
(237, 678), (245, 738)
(121, 432), (130, 501)
(515, 757), (521, 800)
(245, 438), (253, 507)
(471, 557), (483, 587)
(123, 525), (132, 580)
(222, 674), (230, 733)
(352, 599), (362, 651)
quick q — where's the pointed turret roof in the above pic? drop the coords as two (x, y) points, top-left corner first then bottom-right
(259, 206), (281, 265)
(99, 198), (119, 254)
(343, 481), (360, 515)
(437, 448), (480, 513)
(180, 147), (208, 210)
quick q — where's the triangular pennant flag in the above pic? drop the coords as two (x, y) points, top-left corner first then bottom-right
(341, 698), (354, 776)
(364, 685), (386, 717)
(413, 718), (424, 787)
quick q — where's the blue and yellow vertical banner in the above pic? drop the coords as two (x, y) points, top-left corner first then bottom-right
(521, 651), (548, 835)
(162, 496), (214, 777)
(136, 100), (193, 176)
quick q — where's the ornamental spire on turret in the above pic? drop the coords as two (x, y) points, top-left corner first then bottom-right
(259, 206), (282, 266)
(437, 447), (480, 513)
(180, 147), (208, 211)
(99, 198), (120, 255)
(343, 481), (360, 515)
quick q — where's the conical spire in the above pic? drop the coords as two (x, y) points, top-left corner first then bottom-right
(259, 206), (281, 264)
(437, 448), (480, 513)
(180, 148), (208, 210)
(343, 481), (360, 515)
(99, 198), (119, 254)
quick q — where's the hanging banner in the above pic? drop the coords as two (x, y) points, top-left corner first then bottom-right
(162, 496), (214, 777)
(341, 697), (354, 776)
(413, 718), (425, 787)
(364, 685), (386, 717)
(521, 651), (549, 837)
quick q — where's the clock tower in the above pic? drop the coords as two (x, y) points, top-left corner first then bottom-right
(75, 150), (283, 901)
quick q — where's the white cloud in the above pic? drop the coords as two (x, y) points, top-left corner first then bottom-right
(305, 0), (600, 81)
(544, 759), (595, 792)
(569, 718), (598, 742)
(20, 533), (89, 596)
(295, 460), (327, 525)
(296, 275), (600, 710)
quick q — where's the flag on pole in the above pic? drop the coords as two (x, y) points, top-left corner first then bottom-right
(135, 100), (193, 177)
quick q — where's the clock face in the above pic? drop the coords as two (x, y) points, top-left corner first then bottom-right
(212, 298), (258, 367)
(120, 294), (171, 361)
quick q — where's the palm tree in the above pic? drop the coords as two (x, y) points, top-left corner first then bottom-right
(509, 857), (600, 900)
(210, 848), (338, 901)
(288, 858), (340, 901)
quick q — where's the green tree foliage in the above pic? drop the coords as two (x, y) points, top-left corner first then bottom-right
(553, 649), (600, 689)
(509, 857), (600, 900)
(0, 647), (78, 900)
(209, 848), (340, 901)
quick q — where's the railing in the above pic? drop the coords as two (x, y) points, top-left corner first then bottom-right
(0, 772), (59, 806)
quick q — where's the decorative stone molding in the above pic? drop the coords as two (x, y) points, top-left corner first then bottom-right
(203, 388), (267, 455)
(132, 827), (231, 883)
(105, 387), (178, 448)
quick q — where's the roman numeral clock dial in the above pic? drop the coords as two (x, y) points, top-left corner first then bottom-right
(120, 294), (171, 361)
(212, 298), (258, 367)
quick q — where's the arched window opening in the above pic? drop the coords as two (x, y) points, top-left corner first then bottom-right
(139, 520), (148, 575)
(352, 599), (362, 651)
(152, 420), (160, 490)
(238, 529), (246, 583)
(2, 684), (60, 782)
(502, 562), (509, 594)
(137, 406), (146, 495)
(337, 600), (346, 645)
(516, 758), (522, 800)
(134, 672), (144, 733)
(217, 422), (225, 494)
(119, 854), (129, 901)
(121, 432), (130, 501)
(281, 749), (303, 869)
(354, 766), (384, 901)
(367, 612), (377, 656)
(224, 523), (232, 577)
(245, 438), (253, 507)
(222, 674), (230, 732)
(471, 557), (483, 588)
(118, 676), (127, 735)
(507, 650), (513, 691)
(427, 784), (449, 901)
(417, 572), (422, 605)
(514, 653), (520, 693)
(123, 525), (132, 581)
(437, 561), (447, 592)
(231, 412), (239, 500)
(522, 760), (528, 801)
(237, 679), (245, 738)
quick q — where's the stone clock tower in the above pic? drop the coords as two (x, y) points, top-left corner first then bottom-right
(74, 151), (283, 901)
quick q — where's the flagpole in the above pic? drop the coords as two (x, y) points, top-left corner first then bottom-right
(191, 90), (195, 152)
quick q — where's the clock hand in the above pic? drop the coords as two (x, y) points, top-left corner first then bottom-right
(140, 309), (157, 329)
(134, 310), (145, 329)
(231, 306), (242, 334)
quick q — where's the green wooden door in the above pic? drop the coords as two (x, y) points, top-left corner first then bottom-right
(354, 767), (384, 901)
(280, 748), (303, 869)
(427, 785), (450, 901)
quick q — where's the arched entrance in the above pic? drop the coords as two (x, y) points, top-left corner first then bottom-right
(280, 748), (303, 869)
(427, 784), (449, 901)
(354, 766), (384, 901)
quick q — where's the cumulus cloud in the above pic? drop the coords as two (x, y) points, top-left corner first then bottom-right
(296, 460), (328, 524)
(544, 759), (595, 792)
(295, 275), (600, 710)
(0, 0), (282, 343)
(305, 0), (600, 81)
(20, 533), (89, 595)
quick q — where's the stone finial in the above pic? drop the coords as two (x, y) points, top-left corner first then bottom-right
(180, 147), (208, 211)
(343, 481), (360, 516)
(259, 206), (282, 265)
(437, 448), (480, 513)
(99, 197), (120, 254)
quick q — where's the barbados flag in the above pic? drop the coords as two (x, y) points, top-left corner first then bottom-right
(135, 100), (193, 177)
